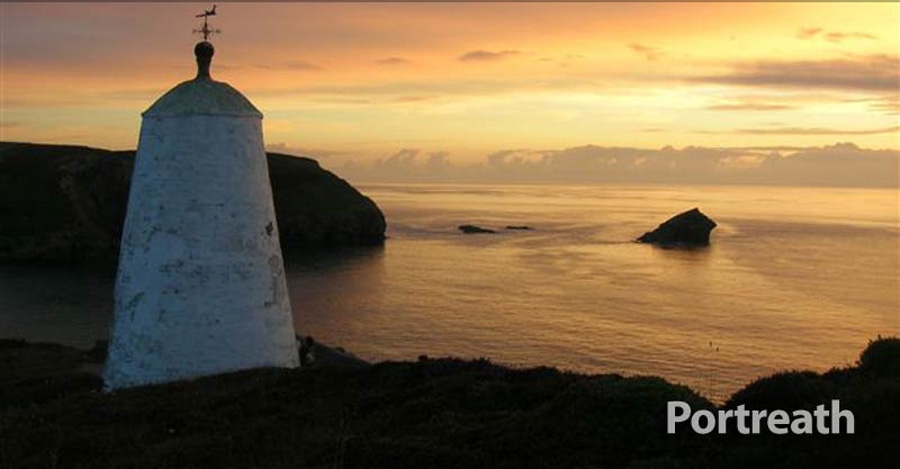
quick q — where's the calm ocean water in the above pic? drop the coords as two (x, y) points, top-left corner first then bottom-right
(1, 183), (897, 400)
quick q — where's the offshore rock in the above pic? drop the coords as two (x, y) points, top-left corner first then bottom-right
(637, 208), (717, 246)
(458, 225), (496, 234)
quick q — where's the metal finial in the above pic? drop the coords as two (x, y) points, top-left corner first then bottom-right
(193, 5), (220, 41)
(194, 41), (215, 80)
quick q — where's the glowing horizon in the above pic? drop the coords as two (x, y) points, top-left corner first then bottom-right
(1, 2), (898, 167)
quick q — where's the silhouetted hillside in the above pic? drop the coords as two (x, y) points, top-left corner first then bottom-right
(1, 338), (896, 468)
(0, 142), (385, 261)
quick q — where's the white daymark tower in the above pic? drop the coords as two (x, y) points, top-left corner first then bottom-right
(104, 7), (298, 389)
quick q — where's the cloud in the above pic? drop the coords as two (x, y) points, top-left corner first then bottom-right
(797, 27), (877, 43)
(627, 43), (664, 61)
(457, 50), (521, 62)
(392, 95), (435, 103)
(537, 53), (588, 67)
(376, 148), (421, 171)
(844, 95), (900, 115)
(375, 57), (412, 66)
(825, 31), (878, 43)
(706, 102), (796, 111)
(486, 149), (554, 170)
(266, 143), (344, 159)
(691, 54), (900, 92)
(250, 76), (605, 103)
(425, 151), (451, 171)
(733, 125), (900, 135)
(797, 27), (823, 39)
(256, 60), (320, 71)
(337, 143), (899, 188)
(754, 143), (899, 187)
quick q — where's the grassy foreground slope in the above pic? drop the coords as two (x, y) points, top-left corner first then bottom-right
(1, 338), (898, 468)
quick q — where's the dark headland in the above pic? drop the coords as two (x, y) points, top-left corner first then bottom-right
(1, 337), (897, 468)
(0, 142), (386, 261)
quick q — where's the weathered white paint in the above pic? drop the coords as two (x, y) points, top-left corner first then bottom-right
(103, 76), (298, 390)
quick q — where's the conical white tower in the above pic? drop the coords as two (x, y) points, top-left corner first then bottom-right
(103, 39), (298, 390)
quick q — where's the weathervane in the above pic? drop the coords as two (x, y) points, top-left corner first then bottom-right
(193, 5), (220, 41)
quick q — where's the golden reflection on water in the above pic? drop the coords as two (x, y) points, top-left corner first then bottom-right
(288, 184), (899, 401)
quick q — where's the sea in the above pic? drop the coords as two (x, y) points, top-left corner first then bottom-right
(1, 183), (897, 401)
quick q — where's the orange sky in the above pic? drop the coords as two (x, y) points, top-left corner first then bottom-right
(1, 2), (898, 164)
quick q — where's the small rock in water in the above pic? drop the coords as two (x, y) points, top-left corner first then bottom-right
(458, 225), (496, 234)
(637, 208), (717, 246)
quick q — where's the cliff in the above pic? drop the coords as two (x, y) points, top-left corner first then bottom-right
(0, 142), (385, 261)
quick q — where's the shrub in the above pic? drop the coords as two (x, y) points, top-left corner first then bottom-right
(857, 337), (900, 377)
(725, 371), (836, 410)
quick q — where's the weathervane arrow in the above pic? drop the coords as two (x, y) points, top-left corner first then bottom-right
(193, 5), (221, 41)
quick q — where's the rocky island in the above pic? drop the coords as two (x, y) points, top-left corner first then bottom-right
(637, 207), (717, 246)
(0, 142), (386, 261)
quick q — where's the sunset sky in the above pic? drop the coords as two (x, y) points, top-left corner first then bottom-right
(1, 2), (898, 183)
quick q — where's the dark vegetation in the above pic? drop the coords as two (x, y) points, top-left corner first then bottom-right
(1, 337), (897, 468)
(0, 142), (386, 261)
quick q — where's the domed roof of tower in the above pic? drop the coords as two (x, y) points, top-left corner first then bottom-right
(143, 41), (262, 118)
